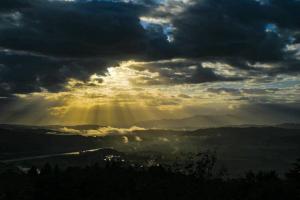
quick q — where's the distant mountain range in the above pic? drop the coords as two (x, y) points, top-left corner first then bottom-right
(135, 114), (300, 130)
(2, 113), (298, 130)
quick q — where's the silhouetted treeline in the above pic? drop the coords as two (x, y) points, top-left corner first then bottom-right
(0, 156), (299, 200)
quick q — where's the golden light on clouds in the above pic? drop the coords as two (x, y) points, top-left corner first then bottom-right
(14, 61), (191, 125)
(4, 59), (297, 126)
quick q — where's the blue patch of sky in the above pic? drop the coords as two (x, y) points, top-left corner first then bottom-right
(140, 19), (174, 43)
(163, 25), (174, 42)
(140, 20), (150, 29)
(265, 23), (278, 33)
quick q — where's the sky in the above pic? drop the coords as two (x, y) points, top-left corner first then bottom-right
(0, 0), (299, 126)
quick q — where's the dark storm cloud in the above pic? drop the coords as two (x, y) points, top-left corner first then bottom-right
(0, 52), (114, 94)
(160, 0), (300, 82)
(0, 0), (169, 95)
(0, 0), (152, 57)
(0, 0), (300, 96)
(172, 0), (300, 62)
(0, 0), (30, 11)
(158, 64), (225, 84)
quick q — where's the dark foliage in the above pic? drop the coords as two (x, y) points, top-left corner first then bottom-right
(0, 157), (299, 200)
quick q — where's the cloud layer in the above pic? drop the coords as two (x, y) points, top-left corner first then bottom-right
(0, 0), (299, 125)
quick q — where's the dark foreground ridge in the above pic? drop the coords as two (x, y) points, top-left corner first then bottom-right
(0, 155), (300, 200)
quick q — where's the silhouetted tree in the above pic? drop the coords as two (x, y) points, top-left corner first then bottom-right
(0, 156), (299, 200)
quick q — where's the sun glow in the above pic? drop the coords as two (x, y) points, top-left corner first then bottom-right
(22, 60), (200, 126)
(4, 59), (291, 126)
